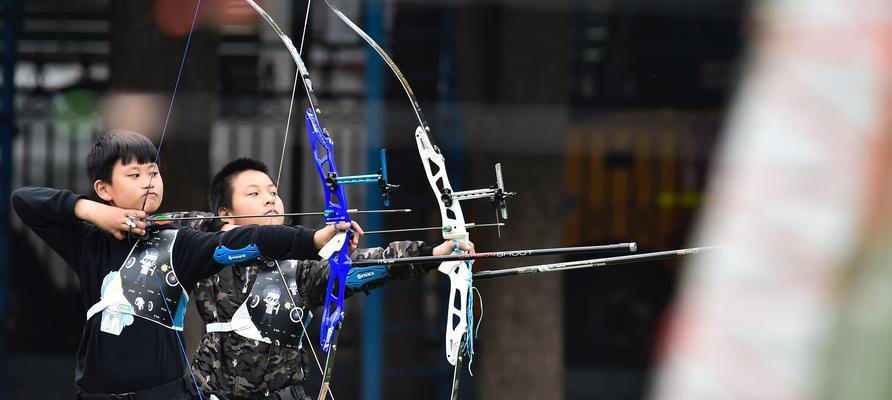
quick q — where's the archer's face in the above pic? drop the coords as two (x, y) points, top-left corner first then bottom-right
(222, 169), (285, 226)
(96, 160), (164, 213)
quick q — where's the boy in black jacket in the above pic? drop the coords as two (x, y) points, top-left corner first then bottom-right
(11, 130), (358, 399)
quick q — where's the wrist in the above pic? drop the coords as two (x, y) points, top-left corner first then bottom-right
(433, 241), (452, 256)
(73, 198), (99, 224)
(313, 225), (333, 249)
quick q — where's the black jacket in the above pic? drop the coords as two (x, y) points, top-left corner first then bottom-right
(11, 187), (319, 394)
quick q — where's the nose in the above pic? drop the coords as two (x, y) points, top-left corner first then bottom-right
(143, 173), (156, 189)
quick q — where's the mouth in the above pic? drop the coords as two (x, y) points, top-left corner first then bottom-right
(264, 209), (277, 216)
(145, 192), (158, 198)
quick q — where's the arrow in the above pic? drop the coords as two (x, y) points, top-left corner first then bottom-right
(351, 242), (638, 267)
(474, 246), (718, 280)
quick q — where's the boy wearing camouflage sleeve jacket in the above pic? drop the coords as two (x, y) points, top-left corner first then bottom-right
(190, 158), (474, 400)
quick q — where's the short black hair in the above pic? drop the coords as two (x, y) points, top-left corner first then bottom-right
(85, 130), (158, 184)
(208, 157), (270, 215)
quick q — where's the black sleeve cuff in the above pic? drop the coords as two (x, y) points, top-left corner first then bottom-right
(61, 190), (87, 223)
(290, 225), (319, 260)
(419, 243), (434, 258)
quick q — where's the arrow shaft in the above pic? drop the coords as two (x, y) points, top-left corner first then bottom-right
(351, 242), (637, 267)
(473, 246), (717, 280)
(150, 208), (411, 222)
(364, 222), (505, 235)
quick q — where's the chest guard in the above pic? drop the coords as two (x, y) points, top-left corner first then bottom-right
(86, 229), (189, 334)
(206, 259), (310, 348)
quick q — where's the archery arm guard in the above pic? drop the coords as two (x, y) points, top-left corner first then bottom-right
(345, 265), (390, 293)
(345, 244), (436, 293)
(213, 243), (261, 266)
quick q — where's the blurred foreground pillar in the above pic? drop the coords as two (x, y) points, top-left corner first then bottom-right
(654, 1), (892, 399)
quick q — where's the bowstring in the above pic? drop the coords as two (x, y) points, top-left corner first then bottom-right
(276, 260), (335, 400)
(142, 0), (201, 212)
(274, 0), (313, 190)
(137, 1), (205, 398)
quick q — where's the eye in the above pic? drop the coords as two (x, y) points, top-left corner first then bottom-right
(149, 171), (159, 177)
(128, 173), (139, 179)
(248, 192), (259, 197)
(270, 191), (278, 197)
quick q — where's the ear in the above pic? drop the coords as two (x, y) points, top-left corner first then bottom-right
(93, 180), (113, 202)
(218, 207), (234, 225)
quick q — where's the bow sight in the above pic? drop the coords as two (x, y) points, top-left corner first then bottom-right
(324, 149), (399, 207)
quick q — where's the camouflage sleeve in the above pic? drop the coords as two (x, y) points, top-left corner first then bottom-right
(296, 259), (332, 309)
(298, 241), (435, 308)
(352, 240), (435, 280)
(295, 259), (370, 309)
(153, 211), (222, 232)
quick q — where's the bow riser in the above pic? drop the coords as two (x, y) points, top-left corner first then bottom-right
(415, 126), (472, 366)
(306, 109), (351, 225)
(305, 108), (352, 353)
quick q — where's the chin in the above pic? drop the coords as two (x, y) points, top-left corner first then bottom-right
(143, 201), (161, 214)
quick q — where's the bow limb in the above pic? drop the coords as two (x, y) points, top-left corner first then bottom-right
(244, 0), (322, 113)
(313, 7), (494, 393)
(243, 3), (348, 400)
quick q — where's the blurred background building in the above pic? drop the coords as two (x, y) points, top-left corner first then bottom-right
(0, 0), (747, 399)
